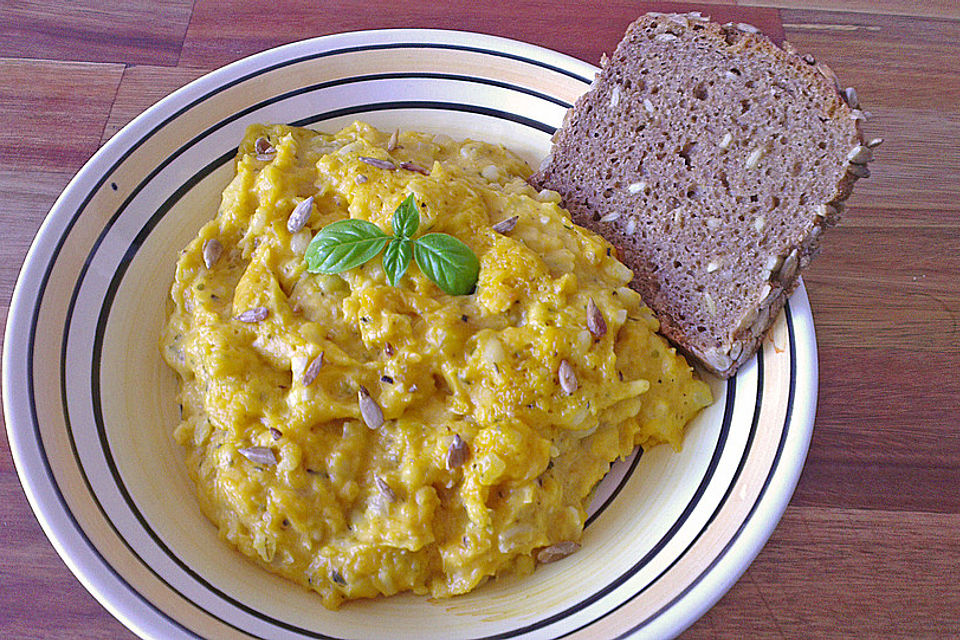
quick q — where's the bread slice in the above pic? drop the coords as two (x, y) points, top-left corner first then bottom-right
(530, 12), (878, 377)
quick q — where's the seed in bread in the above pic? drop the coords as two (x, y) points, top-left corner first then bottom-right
(531, 12), (878, 377)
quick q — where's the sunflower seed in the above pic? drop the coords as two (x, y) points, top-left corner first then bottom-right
(655, 33), (678, 42)
(492, 215), (519, 234)
(287, 196), (314, 233)
(375, 475), (396, 502)
(387, 129), (400, 152)
(729, 341), (744, 361)
(802, 53), (816, 65)
(745, 147), (764, 170)
(355, 174), (368, 184)
(586, 298), (606, 339)
(782, 40), (798, 55)
(269, 428), (283, 440)
(400, 161), (430, 175)
(718, 132), (733, 150)
(359, 156), (396, 170)
(737, 22), (759, 34)
(236, 307), (269, 323)
(609, 84), (621, 108)
(703, 292), (716, 315)
(445, 434), (469, 470)
(537, 541), (580, 563)
(843, 87), (860, 109)
(558, 360), (578, 394)
(255, 136), (274, 154)
(202, 238), (222, 269)
(846, 145), (873, 165)
(238, 446), (277, 466)
(302, 352), (324, 386)
(358, 386), (384, 429)
(255, 136), (276, 161)
(779, 249), (799, 284)
(866, 137), (884, 149)
(816, 62), (840, 92)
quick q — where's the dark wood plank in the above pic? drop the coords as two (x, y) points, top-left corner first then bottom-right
(0, 1), (193, 66)
(0, 59), (123, 174)
(687, 506), (960, 637)
(792, 345), (960, 513)
(179, 0), (783, 69)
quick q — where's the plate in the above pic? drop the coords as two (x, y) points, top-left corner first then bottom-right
(2, 29), (816, 639)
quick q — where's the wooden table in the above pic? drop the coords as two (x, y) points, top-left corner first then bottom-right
(2, 1), (958, 637)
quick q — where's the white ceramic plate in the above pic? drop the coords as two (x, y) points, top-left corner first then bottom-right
(2, 29), (816, 639)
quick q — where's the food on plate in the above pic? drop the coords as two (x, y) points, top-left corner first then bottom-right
(161, 121), (711, 608)
(531, 12), (879, 377)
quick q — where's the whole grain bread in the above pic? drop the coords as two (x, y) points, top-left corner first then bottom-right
(530, 12), (878, 377)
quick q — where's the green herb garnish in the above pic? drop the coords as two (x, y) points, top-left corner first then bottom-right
(304, 194), (480, 295)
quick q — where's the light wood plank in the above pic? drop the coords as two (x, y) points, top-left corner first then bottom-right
(743, 0), (960, 20)
(0, 170), (73, 359)
(102, 65), (209, 144)
(0, 0), (193, 66)
(0, 59), (123, 174)
(780, 12), (960, 212)
(179, 0), (783, 68)
(687, 507), (960, 637)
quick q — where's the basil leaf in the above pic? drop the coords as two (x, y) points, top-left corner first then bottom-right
(392, 193), (420, 239)
(413, 233), (480, 296)
(305, 219), (388, 274)
(382, 238), (412, 287)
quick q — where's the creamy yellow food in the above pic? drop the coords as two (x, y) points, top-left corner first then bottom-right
(161, 122), (712, 609)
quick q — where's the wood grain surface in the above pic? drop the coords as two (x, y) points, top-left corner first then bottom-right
(1, 1), (958, 638)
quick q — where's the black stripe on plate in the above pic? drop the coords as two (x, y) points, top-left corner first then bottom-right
(612, 301), (798, 638)
(26, 318), (201, 639)
(81, 91), (738, 636)
(31, 41), (780, 640)
(65, 99), (557, 639)
(25, 38), (590, 639)
(307, 42), (594, 84)
(477, 378), (738, 640)
(584, 447), (643, 529)
(75, 93), (755, 637)
(79, 101), (744, 638)
(558, 335), (769, 638)
(31, 39), (590, 319)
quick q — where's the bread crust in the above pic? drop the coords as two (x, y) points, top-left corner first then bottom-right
(531, 12), (878, 377)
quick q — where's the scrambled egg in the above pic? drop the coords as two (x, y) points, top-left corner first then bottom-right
(161, 122), (712, 609)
